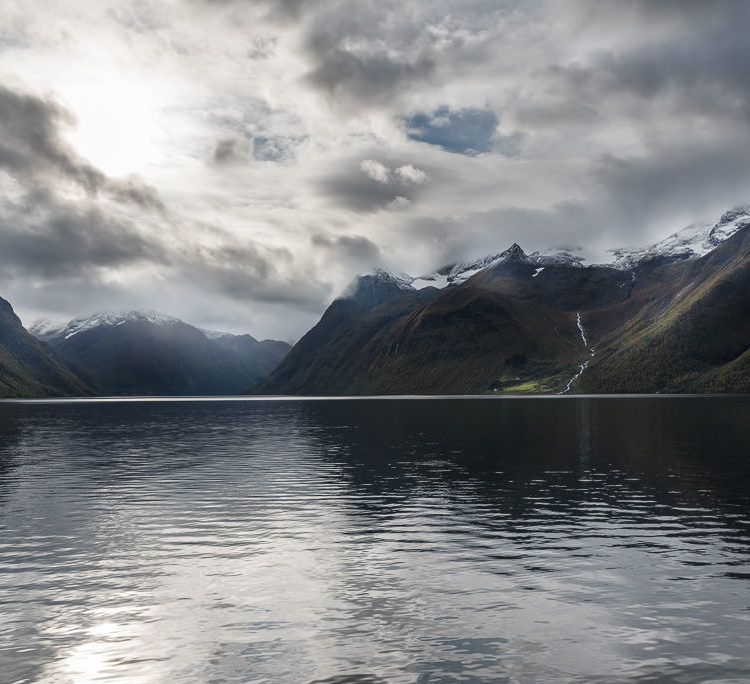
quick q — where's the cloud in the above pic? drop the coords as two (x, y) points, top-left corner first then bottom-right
(212, 137), (250, 165)
(305, 49), (435, 108)
(360, 159), (390, 184)
(253, 136), (298, 162)
(320, 157), (430, 212)
(192, 0), (323, 23)
(0, 193), (166, 280)
(312, 233), (381, 263)
(301, 4), (438, 108)
(394, 164), (427, 185)
(359, 160), (428, 186)
(184, 241), (331, 310)
(0, 84), (165, 211)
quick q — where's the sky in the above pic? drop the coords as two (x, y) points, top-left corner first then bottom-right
(1, 0), (750, 341)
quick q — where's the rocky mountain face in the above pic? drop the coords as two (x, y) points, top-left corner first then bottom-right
(257, 207), (750, 395)
(0, 294), (91, 397)
(31, 311), (290, 396)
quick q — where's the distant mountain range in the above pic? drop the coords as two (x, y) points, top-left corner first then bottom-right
(1, 206), (748, 397)
(28, 311), (290, 396)
(257, 206), (750, 395)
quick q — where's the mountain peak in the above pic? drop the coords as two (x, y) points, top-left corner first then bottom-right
(33, 310), (182, 341)
(609, 205), (750, 270)
(343, 205), (750, 297)
(372, 268), (415, 289)
(500, 243), (530, 263)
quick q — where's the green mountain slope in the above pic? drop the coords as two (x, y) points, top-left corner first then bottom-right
(577, 227), (750, 393)
(256, 261), (603, 395)
(258, 224), (750, 396)
(0, 295), (90, 398)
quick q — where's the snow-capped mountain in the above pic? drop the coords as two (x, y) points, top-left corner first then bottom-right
(366, 206), (750, 292)
(609, 206), (750, 270)
(31, 310), (180, 342)
(361, 243), (587, 293)
(372, 268), (414, 290)
(412, 243), (534, 290)
(259, 206), (750, 396)
(28, 310), (291, 396)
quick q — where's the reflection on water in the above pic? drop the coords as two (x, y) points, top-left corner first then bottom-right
(0, 397), (749, 682)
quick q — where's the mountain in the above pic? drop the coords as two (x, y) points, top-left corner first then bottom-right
(0, 294), (91, 397)
(257, 207), (750, 395)
(578, 220), (750, 393)
(31, 311), (290, 396)
(608, 206), (750, 269)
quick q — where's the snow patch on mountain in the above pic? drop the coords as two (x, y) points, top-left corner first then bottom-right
(200, 328), (233, 340)
(609, 206), (750, 270)
(360, 205), (750, 295)
(33, 311), (182, 341)
(372, 268), (414, 290)
(27, 318), (67, 338)
(411, 273), (451, 289)
(410, 243), (584, 290)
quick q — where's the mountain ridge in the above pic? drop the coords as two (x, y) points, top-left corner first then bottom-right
(31, 310), (291, 397)
(256, 206), (750, 395)
(0, 294), (92, 397)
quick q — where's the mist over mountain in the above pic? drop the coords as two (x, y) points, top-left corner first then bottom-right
(30, 311), (290, 397)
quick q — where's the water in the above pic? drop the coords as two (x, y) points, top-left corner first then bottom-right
(1, 397), (749, 683)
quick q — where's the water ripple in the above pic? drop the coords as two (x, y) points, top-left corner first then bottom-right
(1, 397), (749, 682)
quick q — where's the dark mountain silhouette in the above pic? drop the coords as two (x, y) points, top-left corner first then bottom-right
(31, 312), (290, 396)
(0, 294), (91, 397)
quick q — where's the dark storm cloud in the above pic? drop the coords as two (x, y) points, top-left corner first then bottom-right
(0, 84), (99, 189)
(541, 2), (750, 127)
(574, 0), (750, 26)
(0, 185), (330, 310)
(311, 233), (381, 263)
(546, 44), (750, 122)
(0, 194), (166, 280)
(594, 140), (750, 236)
(305, 49), (435, 107)
(0, 84), (165, 211)
(105, 177), (167, 213)
(301, 6), (437, 108)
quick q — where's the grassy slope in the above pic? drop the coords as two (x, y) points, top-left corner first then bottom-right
(355, 286), (586, 394)
(577, 230), (750, 393)
(0, 296), (90, 398)
(259, 275), (591, 395)
(261, 228), (750, 396)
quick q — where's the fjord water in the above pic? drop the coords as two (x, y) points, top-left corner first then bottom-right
(1, 398), (749, 682)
